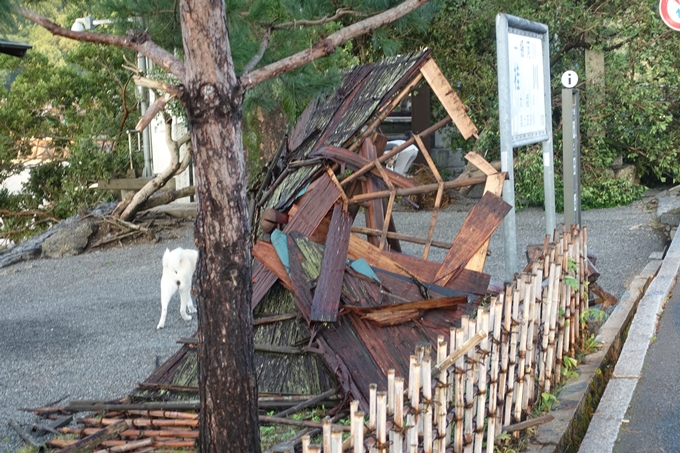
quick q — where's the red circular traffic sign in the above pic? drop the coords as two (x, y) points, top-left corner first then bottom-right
(660, 0), (680, 31)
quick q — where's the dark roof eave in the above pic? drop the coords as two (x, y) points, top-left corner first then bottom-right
(0, 40), (32, 58)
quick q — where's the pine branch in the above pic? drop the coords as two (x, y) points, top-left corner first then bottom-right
(17, 8), (187, 82)
(242, 27), (271, 75)
(270, 8), (366, 30)
(240, 0), (428, 90)
(134, 75), (182, 97)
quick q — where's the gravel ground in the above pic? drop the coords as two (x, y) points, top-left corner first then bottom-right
(0, 193), (668, 452)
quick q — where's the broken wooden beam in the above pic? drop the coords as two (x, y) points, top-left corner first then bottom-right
(351, 226), (452, 250)
(8, 419), (41, 449)
(311, 145), (416, 190)
(419, 58), (478, 139)
(273, 388), (340, 418)
(339, 116), (453, 188)
(348, 175), (489, 205)
(434, 191), (512, 286)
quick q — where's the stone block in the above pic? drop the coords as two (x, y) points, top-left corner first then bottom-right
(42, 219), (98, 259)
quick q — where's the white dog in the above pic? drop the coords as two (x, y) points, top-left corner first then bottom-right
(158, 247), (198, 329)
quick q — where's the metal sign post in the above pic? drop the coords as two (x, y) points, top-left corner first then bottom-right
(496, 13), (555, 282)
(561, 71), (582, 227)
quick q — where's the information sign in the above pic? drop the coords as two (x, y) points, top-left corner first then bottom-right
(507, 30), (546, 139)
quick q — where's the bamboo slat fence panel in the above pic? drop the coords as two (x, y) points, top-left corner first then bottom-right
(311, 226), (590, 452)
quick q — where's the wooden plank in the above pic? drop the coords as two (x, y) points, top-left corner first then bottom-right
(381, 250), (490, 295)
(434, 191), (512, 286)
(251, 172), (341, 309)
(360, 139), (385, 248)
(419, 58), (478, 140)
(464, 151), (499, 176)
(251, 262), (279, 309)
(464, 172), (507, 272)
(252, 241), (293, 293)
(286, 234), (317, 321)
(309, 214), (411, 278)
(311, 204), (353, 322)
(349, 295), (467, 315)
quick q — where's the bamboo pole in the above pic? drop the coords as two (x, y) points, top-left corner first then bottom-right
(353, 412), (365, 453)
(387, 370), (395, 416)
(474, 311), (489, 453)
(496, 284), (512, 439)
(377, 392), (387, 452)
(302, 435), (311, 453)
(124, 410), (197, 420)
(453, 327), (465, 453)
(349, 401), (359, 449)
(514, 275), (531, 423)
(323, 417), (331, 453)
(422, 355), (433, 453)
(369, 384), (378, 432)
(54, 420), (129, 453)
(432, 331), (487, 379)
(538, 261), (555, 392)
(464, 317), (475, 453)
(436, 336), (448, 453)
(524, 272), (539, 410)
(486, 297), (504, 453)
(333, 429), (344, 453)
(503, 286), (520, 428)
(392, 377), (404, 453)
(545, 262), (562, 393)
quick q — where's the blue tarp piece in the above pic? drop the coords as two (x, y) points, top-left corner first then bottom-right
(350, 258), (381, 284)
(271, 229), (290, 273)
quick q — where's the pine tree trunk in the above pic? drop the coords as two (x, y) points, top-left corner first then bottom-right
(179, 1), (260, 452)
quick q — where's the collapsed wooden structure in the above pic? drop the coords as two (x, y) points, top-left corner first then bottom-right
(18, 49), (606, 453)
(132, 48), (514, 408)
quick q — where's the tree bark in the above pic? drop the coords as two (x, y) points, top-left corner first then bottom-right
(179, 1), (260, 452)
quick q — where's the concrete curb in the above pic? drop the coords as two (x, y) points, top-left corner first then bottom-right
(525, 255), (662, 453)
(578, 231), (680, 452)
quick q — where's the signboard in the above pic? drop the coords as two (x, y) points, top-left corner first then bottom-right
(507, 30), (546, 141)
(496, 14), (556, 281)
(660, 0), (680, 31)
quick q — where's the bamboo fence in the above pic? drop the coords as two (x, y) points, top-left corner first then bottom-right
(307, 225), (590, 452)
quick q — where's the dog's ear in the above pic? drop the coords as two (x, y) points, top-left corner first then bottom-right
(163, 248), (170, 267)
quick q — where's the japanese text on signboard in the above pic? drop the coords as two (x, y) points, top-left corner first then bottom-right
(508, 30), (546, 139)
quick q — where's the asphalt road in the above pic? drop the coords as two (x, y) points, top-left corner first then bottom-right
(612, 275), (680, 453)
(0, 195), (668, 452)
